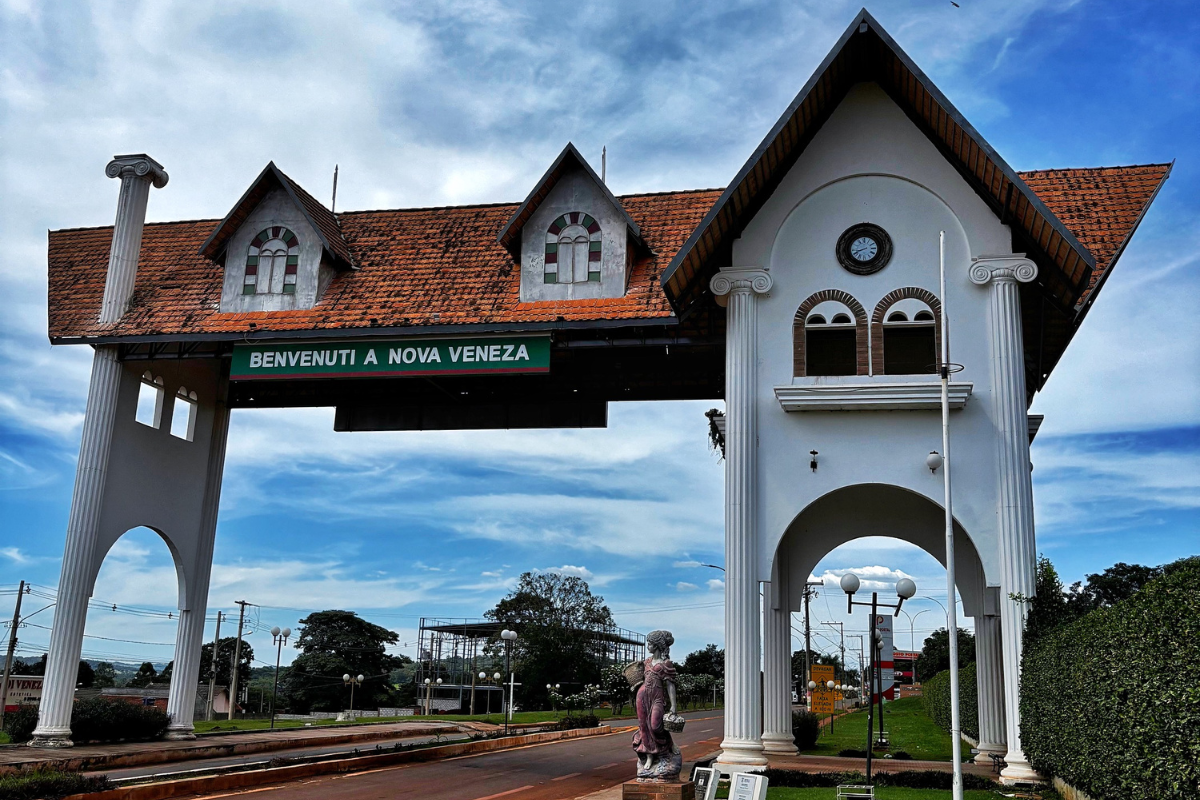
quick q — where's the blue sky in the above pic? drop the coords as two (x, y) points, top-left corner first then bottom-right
(1, 0), (1196, 674)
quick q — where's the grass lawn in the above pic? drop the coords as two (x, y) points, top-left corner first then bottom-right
(801, 696), (968, 762)
(0, 732), (9, 745)
(746, 790), (1000, 799)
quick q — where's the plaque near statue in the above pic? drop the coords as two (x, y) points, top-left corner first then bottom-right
(622, 630), (695, 800)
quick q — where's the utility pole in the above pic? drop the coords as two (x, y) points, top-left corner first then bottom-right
(227, 601), (250, 721)
(822, 621), (845, 687)
(0, 581), (27, 730)
(205, 611), (224, 721)
(802, 580), (822, 705)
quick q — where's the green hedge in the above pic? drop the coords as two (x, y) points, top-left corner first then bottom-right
(791, 710), (820, 750)
(2, 698), (170, 744)
(1020, 557), (1200, 800)
(919, 661), (978, 741)
(0, 768), (112, 800)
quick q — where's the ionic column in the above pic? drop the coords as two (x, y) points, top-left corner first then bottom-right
(710, 266), (772, 771)
(973, 614), (1007, 762)
(100, 154), (169, 324)
(970, 256), (1040, 782)
(166, 380), (231, 737)
(31, 347), (123, 747)
(761, 559), (797, 754)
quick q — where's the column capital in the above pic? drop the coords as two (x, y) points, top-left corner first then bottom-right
(710, 267), (772, 306)
(969, 255), (1037, 286)
(106, 154), (169, 188)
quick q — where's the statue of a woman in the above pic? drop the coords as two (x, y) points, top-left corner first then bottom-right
(631, 629), (685, 781)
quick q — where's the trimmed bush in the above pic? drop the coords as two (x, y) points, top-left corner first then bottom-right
(556, 713), (599, 730)
(1020, 557), (1200, 800)
(70, 697), (170, 743)
(2, 704), (39, 743)
(919, 661), (978, 740)
(791, 710), (820, 750)
(0, 767), (112, 800)
(761, 768), (995, 789)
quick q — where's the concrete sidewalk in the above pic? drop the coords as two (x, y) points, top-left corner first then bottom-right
(0, 720), (465, 774)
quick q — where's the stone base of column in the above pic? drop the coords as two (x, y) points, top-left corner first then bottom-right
(999, 751), (1042, 784)
(165, 725), (197, 740)
(973, 741), (1006, 764)
(28, 729), (74, 749)
(715, 738), (768, 773)
(622, 779), (695, 800)
(760, 732), (798, 755)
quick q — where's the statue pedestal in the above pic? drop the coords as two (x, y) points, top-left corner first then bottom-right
(622, 780), (695, 800)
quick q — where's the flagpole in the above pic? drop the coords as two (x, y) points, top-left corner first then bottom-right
(940, 230), (964, 800)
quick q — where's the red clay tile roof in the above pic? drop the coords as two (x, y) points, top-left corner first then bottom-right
(47, 189), (722, 342)
(46, 165), (1167, 342)
(1017, 163), (1171, 309)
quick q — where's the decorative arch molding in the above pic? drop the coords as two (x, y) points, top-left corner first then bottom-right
(792, 289), (868, 376)
(871, 287), (942, 374)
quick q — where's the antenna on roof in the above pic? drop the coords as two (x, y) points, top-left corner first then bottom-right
(601, 146), (607, 184)
(331, 164), (339, 213)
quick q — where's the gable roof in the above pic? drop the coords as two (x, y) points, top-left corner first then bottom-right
(197, 162), (355, 268)
(661, 8), (1103, 318)
(496, 142), (645, 255)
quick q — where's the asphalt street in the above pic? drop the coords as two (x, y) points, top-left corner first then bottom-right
(189, 709), (725, 800)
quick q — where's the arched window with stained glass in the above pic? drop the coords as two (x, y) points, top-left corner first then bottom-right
(544, 213), (601, 284)
(244, 227), (300, 295)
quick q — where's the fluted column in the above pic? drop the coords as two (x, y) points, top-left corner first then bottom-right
(31, 347), (123, 747)
(970, 256), (1040, 782)
(710, 266), (772, 771)
(973, 614), (1007, 762)
(761, 559), (796, 754)
(100, 154), (168, 324)
(165, 381), (230, 737)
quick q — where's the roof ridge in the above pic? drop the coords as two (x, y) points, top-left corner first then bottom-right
(1018, 163), (1173, 175)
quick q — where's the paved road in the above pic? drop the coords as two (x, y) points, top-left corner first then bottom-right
(191, 710), (725, 800)
(90, 730), (472, 781)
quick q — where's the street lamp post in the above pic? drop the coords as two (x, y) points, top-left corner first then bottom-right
(500, 629), (518, 735)
(899, 609), (929, 654)
(343, 673), (363, 717)
(840, 572), (916, 786)
(269, 626), (291, 730)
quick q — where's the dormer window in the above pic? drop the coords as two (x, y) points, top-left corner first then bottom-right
(544, 213), (601, 284)
(244, 227), (299, 295)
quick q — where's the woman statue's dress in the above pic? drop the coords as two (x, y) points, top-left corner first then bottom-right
(632, 656), (680, 779)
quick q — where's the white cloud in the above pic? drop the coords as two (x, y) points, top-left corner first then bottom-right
(1, 547), (31, 564)
(673, 560), (703, 568)
(705, 579), (725, 592)
(543, 565), (593, 580)
(675, 582), (698, 592)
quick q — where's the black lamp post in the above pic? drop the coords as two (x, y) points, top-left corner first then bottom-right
(840, 572), (916, 786)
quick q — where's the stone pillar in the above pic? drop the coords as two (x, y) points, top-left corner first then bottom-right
(970, 256), (1040, 782)
(100, 154), (169, 324)
(166, 382), (231, 738)
(710, 266), (772, 771)
(973, 614), (1007, 763)
(761, 559), (796, 754)
(31, 347), (123, 747)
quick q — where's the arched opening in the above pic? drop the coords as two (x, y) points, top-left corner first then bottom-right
(804, 300), (858, 376)
(871, 289), (942, 376)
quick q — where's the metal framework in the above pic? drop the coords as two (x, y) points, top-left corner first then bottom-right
(414, 617), (646, 711)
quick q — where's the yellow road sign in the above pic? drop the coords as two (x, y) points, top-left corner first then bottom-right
(811, 664), (835, 685)
(811, 689), (836, 714)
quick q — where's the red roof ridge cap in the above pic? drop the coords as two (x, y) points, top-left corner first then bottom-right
(1018, 162), (1173, 175)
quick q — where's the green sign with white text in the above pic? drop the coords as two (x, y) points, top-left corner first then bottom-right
(230, 335), (551, 380)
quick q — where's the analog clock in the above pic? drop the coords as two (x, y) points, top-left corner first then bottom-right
(836, 223), (892, 275)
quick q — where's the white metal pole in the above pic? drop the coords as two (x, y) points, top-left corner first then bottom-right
(939, 230), (964, 799)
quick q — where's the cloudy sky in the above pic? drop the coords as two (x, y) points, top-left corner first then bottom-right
(1, 0), (1196, 676)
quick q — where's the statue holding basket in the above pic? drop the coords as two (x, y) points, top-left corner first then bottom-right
(627, 629), (686, 782)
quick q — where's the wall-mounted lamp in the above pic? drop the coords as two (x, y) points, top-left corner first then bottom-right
(810, 450), (819, 472)
(926, 451), (943, 474)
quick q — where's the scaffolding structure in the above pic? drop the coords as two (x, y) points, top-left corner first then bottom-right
(414, 618), (646, 713)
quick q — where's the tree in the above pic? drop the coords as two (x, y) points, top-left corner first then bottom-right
(915, 628), (975, 682)
(681, 644), (724, 679)
(94, 662), (116, 688)
(282, 610), (403, 713)
(199, 637), (255, 692)
(601, 663), (631, 715)
(790, 649), (844, 684)
(76, 660), (95, 688)
(485, 572), (615, 711)
(11, 655), (93, 688)
(127, 662), (159, 688)
(158, 661), (174, 685)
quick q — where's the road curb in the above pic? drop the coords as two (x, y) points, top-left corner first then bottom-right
(65, 726), (633, 800)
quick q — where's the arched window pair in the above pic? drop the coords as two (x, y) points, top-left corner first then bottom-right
(794, 289), (940, 377)
(134, 373), (198, 442)
(544, 212), (601, 284)
(244, 227), (299, 295)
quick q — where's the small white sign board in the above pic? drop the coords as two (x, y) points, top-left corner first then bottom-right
(691, 766), (719, 800)
(729, 772), (768, 800)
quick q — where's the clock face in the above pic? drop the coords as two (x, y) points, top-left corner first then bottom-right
(836, 223), (892, 274)
(850, 236), (878, 262)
